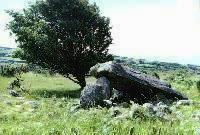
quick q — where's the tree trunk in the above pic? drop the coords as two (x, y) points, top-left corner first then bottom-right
(76, 75), (86, 89)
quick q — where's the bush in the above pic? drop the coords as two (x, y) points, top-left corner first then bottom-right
(196, 80), (200, 92)
(0, 64), (28, 77)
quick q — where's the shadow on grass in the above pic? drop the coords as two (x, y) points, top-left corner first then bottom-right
(31, 88), (81, 98)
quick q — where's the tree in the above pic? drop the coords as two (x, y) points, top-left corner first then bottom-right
(7, 0), (113, 88)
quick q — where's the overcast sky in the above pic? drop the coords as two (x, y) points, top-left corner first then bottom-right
(1, 0), (200, 65)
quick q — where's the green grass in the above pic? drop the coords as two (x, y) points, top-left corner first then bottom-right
(0, 72), (200, 134)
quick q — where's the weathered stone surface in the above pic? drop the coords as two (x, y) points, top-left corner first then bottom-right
(80, 85), (104, 108)
(90, 62), (188, 104)
(96, 77), (110, 100)
(176, 100), (192, 107)
(80, 77), (111, 108)
(8, 89), (20, 97)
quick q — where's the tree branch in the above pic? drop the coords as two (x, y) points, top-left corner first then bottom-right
(64, 75), (80, 85)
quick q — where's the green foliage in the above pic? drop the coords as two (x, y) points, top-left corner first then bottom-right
(0, 64), (28, 77)
(196, 80), (200, 92)
(7, 0), (113, 88)
(152, 72), (160, 79)
(12, 48), (24, 59)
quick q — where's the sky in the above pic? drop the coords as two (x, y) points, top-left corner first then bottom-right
(0, 0), (200, 65)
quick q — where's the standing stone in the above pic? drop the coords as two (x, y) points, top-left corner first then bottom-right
(80, 77), (111, 108)
(80, 85), (104, 108)
(96, 76), (110, 100)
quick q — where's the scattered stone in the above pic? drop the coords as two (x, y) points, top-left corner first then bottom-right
(192, 111), (200, 121)
(129, 103), (144, 118)
(175, 111), (183, 120)
(103, 100), (113, 107)
(110, 107), (122, 117)
(154, 102), (171, 118)
(8, 89), (20, 97)
(143, 103), (155, 114)
(25, 101), (39, 109)
(69, 105), (82, 113)
(176, 100), (192, 107)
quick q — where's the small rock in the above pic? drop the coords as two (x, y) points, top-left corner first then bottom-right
(103, 100), (113, 107)
(175, 111), (183, 120)
(154, 102), (171, 118)
(192, 111), (200, 121)
(25, 101), (39, 109)
(176, 100), (191, 107)
(110, 107), (122, 117)
(143, 103), (155, 114)
(8, 89), (20, 97)
(69, 105), (81, 113)
(129, 103), (144, 118)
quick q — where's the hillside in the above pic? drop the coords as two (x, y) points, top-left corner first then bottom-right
(0, 46), (24, 64)
(114, 56), (200, 74)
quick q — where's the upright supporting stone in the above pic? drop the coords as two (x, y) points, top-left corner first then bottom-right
(96, 77), (110, 100)
(80, 85), (104, 108)
(80, 77), (111, 108)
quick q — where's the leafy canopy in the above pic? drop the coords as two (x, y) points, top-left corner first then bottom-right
(7, 0), (113, 88)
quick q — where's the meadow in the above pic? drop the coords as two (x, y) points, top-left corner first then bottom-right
(0, 69), (200, 135)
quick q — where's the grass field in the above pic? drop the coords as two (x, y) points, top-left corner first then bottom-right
(0, 72), (200, 134)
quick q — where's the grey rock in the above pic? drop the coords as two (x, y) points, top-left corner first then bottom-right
(103, 100), (113, 107)
(154, 102), (171, 118)
(96, 77), (110, 100)
(192, 111), (200, 121)
(26, 101), (39, 109)
(80, 85), (105, 108)
(129, 103), (144, 118)
(90, 62), (188, 104)
(8, 89), (20, 97)
(110, 107), (122, 117)
(69, 105), (82, 113)
(176, 100), (191, 107)
(80, 77), (111, 108)
(143, 103), (155, 114)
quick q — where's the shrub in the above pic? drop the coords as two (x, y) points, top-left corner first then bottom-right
(0, 64), (28, 77)
(196, 80), (200, 92)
